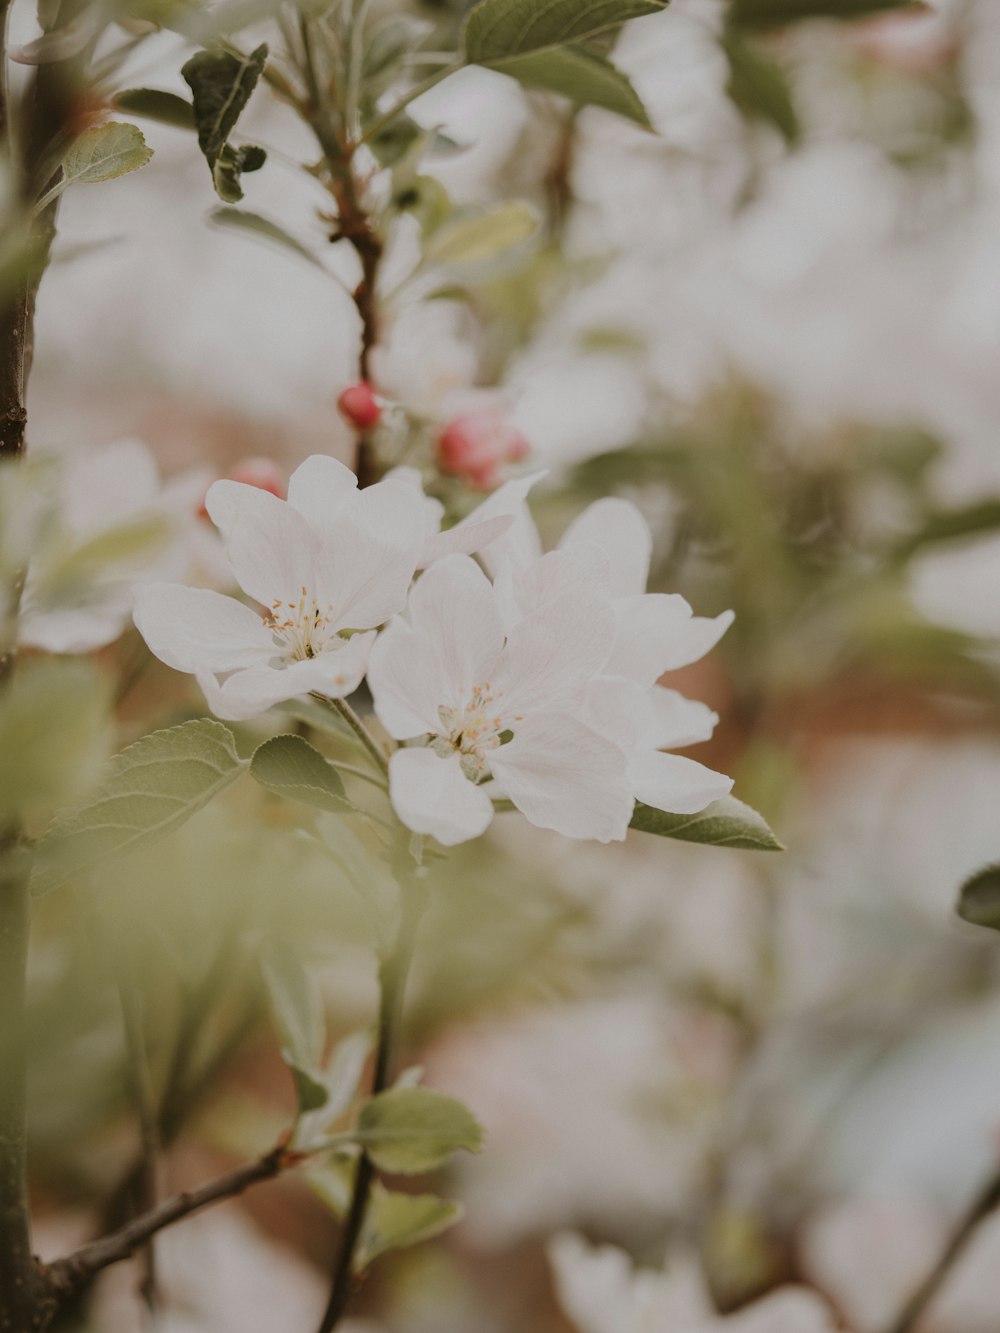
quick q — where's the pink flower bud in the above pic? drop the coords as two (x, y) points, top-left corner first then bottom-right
(436, 408), (531, 492)
(337, 382), (382, 431)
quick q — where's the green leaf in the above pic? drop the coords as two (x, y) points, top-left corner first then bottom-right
(727, 0), (912, 30)
(0, 659), (111, 824)
(30, 718), (246, 897)
(722, 33), (799, 143)
(422, 200), (540, 270)
(463, 0), (668, 63)
(113, 87), (196, 130)
(629, 795), (784, 851)
(209, 207), (327, 270)
(891, 499), (1000, 561)
(60, 122), (153, 186)
(294, 1030), (374, 1150)
(357, 1188), (463, 1270)
(261, 937), (329, 1112)
(493, 44), (651, 125)
(357, 1087), (485, 1174)
(181, 43), (268, 199)
(250, 734), (351, 814)
(957, 865), (1000, 932)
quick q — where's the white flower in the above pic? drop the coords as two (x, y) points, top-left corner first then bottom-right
(367, 554), (634, 845)
(486, 496), (734, 815)
(134, 455), (432, 721)
(549, 1233), (837, 1333)
(18, 440), (183, 654)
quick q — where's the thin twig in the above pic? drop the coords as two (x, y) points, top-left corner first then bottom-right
(315, 866), (427, 1333)
(884, 1170), (1000, 1333)
(46, 1143), (298, 1302)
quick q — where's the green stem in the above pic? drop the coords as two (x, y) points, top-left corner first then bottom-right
(357, 64), (461, 148)
(315, 694), (390, 777)
(315, 864), (427, 1333)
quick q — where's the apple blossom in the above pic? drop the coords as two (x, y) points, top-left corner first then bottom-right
(436, 393), (531, 490)
(549, 1233), (837, 1333)
(366, 554), (634, 846)
(133, 455), (432, 721)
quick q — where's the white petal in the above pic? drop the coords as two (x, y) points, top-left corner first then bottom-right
(609, 596), (733, 686)
(489, 713), (633, 842)
(368, 617), (447, 739)
(285, 455), (358, 538)
(503, 545), (611, 624)
(560, 497), (652, 598)
(629, 750), (733, 814)
(461, 473), (547, 579)
(407, 555), (504, 700)
(206, 482), (319, 609)
(196, 634), (374, 721)
(388, 747), (494, 845)
(582, 675), (650, 753)
(20, 598), (132, 654)
(133, 583), (274, 673)
(320, 477), (426, 630)
(418, 513), (513, 568)
(498, 592), (616, 717)
(62, 439), (160, 540)
(648, 686), (719, 748)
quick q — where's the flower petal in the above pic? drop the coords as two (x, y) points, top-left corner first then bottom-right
(489, 713), (633, 843)
(388, 747), (494, 845)
(418, 513), (513, 568)
(629, 750), (733, 814)
(609, 596), (733, 685)
(62, 439), (160, 540)
(498, 592), (616, 716)
(20, 598), (132, 654)
(285, 455), (358, 538)
(463, 473), (547, 579)
(368, 617), (447, 739)
(133, 583), (275, 673)
(320, 477), (426, 630)
(560, 497), (651, 598)
(648, 686), (719, 748)
(407, 555), (504, 701)
(206, 482), (319, 609)
(196, 634), (374, 721)
(497, 544), (612, 628)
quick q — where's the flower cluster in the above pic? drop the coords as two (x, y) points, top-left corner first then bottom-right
(134, 454), (733, 847)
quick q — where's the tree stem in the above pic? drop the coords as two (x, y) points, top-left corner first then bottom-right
(315, 870), (427, 1333)
(884, 1171), (1000, 1333)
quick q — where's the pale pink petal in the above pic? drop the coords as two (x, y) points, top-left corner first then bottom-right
(196, 634), (374, 721)
(648, 686), (719, 748)
(285, 455), (358, 538)
(497, 592), (616, 716)
(407, 556), (504, 700)
(133, 583), (274, 673)
(206, 483), (319, 609)
(368, 618), (447, 739)
(320, 478), (425, 630)
(388, 747), (494, 845)
(489, 713), (633, 842)
(560, 497), (652, 598)
(629, 750), (732, 814)
(609, 596), (733, 685)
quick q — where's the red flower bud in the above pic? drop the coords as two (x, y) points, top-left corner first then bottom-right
(436, 408), (531, 492)
(337, 382), (383, 431)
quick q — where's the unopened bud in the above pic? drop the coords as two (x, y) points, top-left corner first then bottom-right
(436, 409), (531, 491)
(337, 382), (383, 431)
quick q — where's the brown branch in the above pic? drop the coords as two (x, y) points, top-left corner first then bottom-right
(315, 873), (427, 1333)
(46, 1142), (298, 1304)
(884, 1170), (1000, 1333)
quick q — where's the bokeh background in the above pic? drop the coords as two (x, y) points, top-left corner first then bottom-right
(19, 0), (1000, 1328)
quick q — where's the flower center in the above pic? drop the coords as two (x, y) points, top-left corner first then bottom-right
(432, 681), (511, 781)
(264, 585), (338, 662)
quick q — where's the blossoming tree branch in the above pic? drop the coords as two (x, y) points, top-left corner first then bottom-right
(0, 0), (938, 1329)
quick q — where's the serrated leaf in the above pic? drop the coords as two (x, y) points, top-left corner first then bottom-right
(181, 43), (267, 198)
(209, 207), (327, 270)
(463, 0), (668, 63)
(30, 718), (246, 896)
(492, 44), (650, 125)
(357, 1188), (463, 1270)
(727, 0), (912, 29)
(0, 659), (111, 824)
(250, 734), (351, 814)
(957, 865), (1000, 932)
(422, 200), (539, 270)
(357, 1087), (484, 1174)
(722, 33), (799, 143)
(114, 87), (196, 130)
(61, 122), (153, 186)
(629, 795), (784, 851)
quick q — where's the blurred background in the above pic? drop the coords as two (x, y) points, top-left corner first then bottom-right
(20, 0), (1000, 1328)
